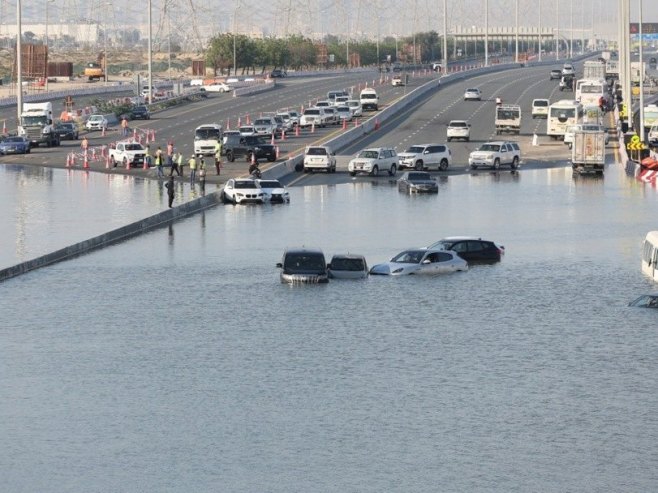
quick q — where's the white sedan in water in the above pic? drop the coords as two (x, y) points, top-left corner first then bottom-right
(369, 248), (468, 276)
(255, 179), (290, 203)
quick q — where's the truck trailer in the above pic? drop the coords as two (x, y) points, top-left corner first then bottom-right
(571, 130), (606, 175)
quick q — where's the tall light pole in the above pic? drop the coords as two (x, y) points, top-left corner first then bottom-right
(147, 0), (152, 104)
(45, 0), (52, 92)
(515, 0), (519, 63)
(538, 0), (542, 61)
(570, 0), (573, 59)
(580, 0), (585, 53)
(442, 0), (448, 68)
(556, 0), (560, 60)
(638, 0), (644, 141)
(16, 0), (23, 125)
(484, 0), (488, 66)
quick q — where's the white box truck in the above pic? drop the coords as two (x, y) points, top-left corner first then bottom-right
(18, 102), (59, 147)
(583, 61), (606, 81)
(495, 104), (522, 135)
(571, 130), (606, 175)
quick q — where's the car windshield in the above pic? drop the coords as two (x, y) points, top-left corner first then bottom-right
(248, 137), (269, 145)
(337, 107), (350, 113)
(306, 147), (327, 156)
(195, 128), (221, 140)
(234, 181), (256, 189)
(406, 146), (425, 153)
(629, 295), (658, 307)
(134, 106), (147, 111)
(361, 93), (376, 99)
(4, 137), (24, 143)
(254, 119), (271, 125)
(450, 121), (467, 127)
(304, 109), (320, 115)
(534, 100), (549, 107)
(239, 126), (254, 132)
(259, 180), (281, 188)
(498, 110), (519, 119)
(125, 144), (144, 151)
(391, 250), (425, 264)
(466, 89), (478, 92)
(284, 253), (326, 273)
(407, 172), (431, 181)
(330, 257), (365, 271)
(479, 144), (500, 152)
(358, 150), (379, 159)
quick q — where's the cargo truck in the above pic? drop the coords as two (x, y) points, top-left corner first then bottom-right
(605, 60), (619, 80)
(495, 104), (522, 135)
(18, 102), (60, 147)
(583, 60), (606, 81)
(571, 130), (606, 175)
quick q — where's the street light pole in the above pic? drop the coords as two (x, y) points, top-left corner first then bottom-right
(442, 0), (448, 69)
(515, 0), (518, 63)
(570, 0), (573, 59)
(538, 0), (542, 62)
(484, 0), (488, 66)
(638, 0), (644, 141)
(16, 0), (23, 125)
(556, 0), (560, 60)
(147, 0), (152, 104)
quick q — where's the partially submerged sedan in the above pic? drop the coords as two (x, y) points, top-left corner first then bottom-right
(397, 171), (438, 193)
(369, 248), (468, 276)
(629, 294), (658, 308)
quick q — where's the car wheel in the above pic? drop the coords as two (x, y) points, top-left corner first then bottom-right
(303, 167), (309, 173)
(371, 165), (379, 176)
(267, 156), (276, 162)
(465, 137), (470, 142)
(493, 158), (500, 170)
(220, 191), (227, 203)
(350, 171), (356, 176)
(511, 156), (519, 170)
(26, 147), (31, 154)
(471, 165), (477, 170)
(227, 151), (235, 162)
(447, 137), (451, 142)
(439, 159), (449, 171)
(414, 160), (423, 171)
(111, 157), (117, 166)
(388, 164), (397, 176)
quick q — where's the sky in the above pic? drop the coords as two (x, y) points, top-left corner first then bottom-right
(1, 0), (656, 43)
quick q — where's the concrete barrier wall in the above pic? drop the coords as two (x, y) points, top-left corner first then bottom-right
(0, 190), (222, 282)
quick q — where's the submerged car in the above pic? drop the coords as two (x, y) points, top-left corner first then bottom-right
(277, 248), (329, 284)
(0, 135), (31, 154)
(397, 171), (439, 193)
(221, 178), (264, 204)
(369, 248), (468, 276)
(427, 237), (505, 263)
(629, 294), (658, 308)
(255, 179), (290, 203)
(327, 254), (369, 279)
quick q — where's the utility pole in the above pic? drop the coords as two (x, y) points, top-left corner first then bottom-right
(442, 0), (448, 69)
(515, 0), (519, 63)
(638, 0), (644, 141)
(148, 0), (152, 104)
(556, 0), (560, 60)
(570, 0), (573, 59)
(16, 0), (22, 126)
(538, 0), (542, 61)
(484, 0), (488, 66)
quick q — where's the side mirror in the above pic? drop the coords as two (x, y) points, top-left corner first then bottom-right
(276, 262), (282, 268)
(422, 259), (431, 264)
(326, 263), (332, 269)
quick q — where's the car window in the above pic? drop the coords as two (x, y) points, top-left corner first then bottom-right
(359, 150), (379, 159)
(307, 147), (327, 156)
(466, 241), (484, 252)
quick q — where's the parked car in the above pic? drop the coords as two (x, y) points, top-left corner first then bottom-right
(85, 114), (108, 131)
(0, 135), (31, 154)
(369, 248), (468, 276)
(53, 122), (79, 140)
(446, 120), (471, 142)
(464, 88), (482, 101)
(348, 147), (398, 176)
(221, 178), (264, 204)
(270, 69), (287, 78)
(303, 146), (336, 173)
(629, 294), (658, 308)
(550, 69), (562, 80)
(255, 179), (290, 203)
(327, 254), (369, 279)
(129, 105), (151, 120)
(277, 247), (329, 284)
(468, 141), (521, 170)
(397, 171), (439, 193)
(427, 237), (505, 263)
(398, 143), (451, 171)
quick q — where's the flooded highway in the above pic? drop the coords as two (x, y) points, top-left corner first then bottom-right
(1, 160), (658, 491)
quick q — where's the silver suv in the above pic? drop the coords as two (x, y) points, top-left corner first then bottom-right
(468, 141), (521, 170)
(398, 143), (451, 171)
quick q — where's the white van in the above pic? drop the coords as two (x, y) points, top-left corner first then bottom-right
(359, 88), (379, 111)
(531, 99), (550, 118)
(547, 99), (583, 139)
(642, 231), (658, 282)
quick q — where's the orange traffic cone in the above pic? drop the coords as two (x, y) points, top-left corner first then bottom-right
(295, 125), (300, 137)
(238, 117), (242, 126)
(2, 120), (6, 134)
(281, 130), (286, 141)
(354, 118), (359, 128)
(271, 133), (275, 145)
(66, 153), (72, 167)
(374, 119), (380, 130)
(251, 151), (256, 165)
(105, 155), (110, 168)
(246, 114), (251, 124)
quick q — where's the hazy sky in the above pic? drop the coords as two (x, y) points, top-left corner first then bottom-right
(2, 0), (656, 41)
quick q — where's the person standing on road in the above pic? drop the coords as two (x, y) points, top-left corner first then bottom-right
(214, 140), (223, 175)
(155, 146), (164, 178)
(164, 176), (175, 208)
(81, 136), (89, 152)
(121, 117), (129, 137)
(188, 154), (197, 184)
(144, 145), (152, 167)
(169, 150), (180, 176)
(177, 152), (184, 177)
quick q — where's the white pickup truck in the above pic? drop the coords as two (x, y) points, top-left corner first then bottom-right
(109, 141), (147, 168)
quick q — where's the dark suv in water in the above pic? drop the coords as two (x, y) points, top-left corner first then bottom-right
(427, 237), (505, 263)
(224, 134), (277, 162)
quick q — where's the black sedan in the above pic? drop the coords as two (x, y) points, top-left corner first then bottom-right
(397, 171), (438, 193)
(54, 122), (79, 140)
(0, 135), (31, 154)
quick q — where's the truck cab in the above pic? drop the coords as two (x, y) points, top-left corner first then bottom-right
(18, 102), (59, 147)
(495, 104), (521, 134)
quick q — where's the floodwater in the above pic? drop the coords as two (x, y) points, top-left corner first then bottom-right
(2, 162), (658, 492)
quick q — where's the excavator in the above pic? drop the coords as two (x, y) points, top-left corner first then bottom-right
(83, 53), (105, 81)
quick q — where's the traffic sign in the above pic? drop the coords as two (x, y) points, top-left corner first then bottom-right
(627, 134), (647, 151)
(630, 23), (658, 34)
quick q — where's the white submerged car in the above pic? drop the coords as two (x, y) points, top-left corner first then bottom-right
(255, 179), (290, 203)
(221, 178), (264, 205)
(369, 248), (468, 276)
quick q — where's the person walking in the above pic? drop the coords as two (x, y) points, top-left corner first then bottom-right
(214, 140), (223, 175)
(199, 166), (206, 194)
(155, 146), (164, 178)
(144, 145), (152, 167)
(164, 176), (175, 208)
(80, 136), (89, 152)
(176, 152), (184, 177)
(169, 150), (180, 176)
(188, 154), (197, 184)
(121, 117), (129, 137)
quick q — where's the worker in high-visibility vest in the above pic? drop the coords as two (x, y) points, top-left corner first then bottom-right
(188, 154), (197, 184)
(214, 140), (223, 175)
